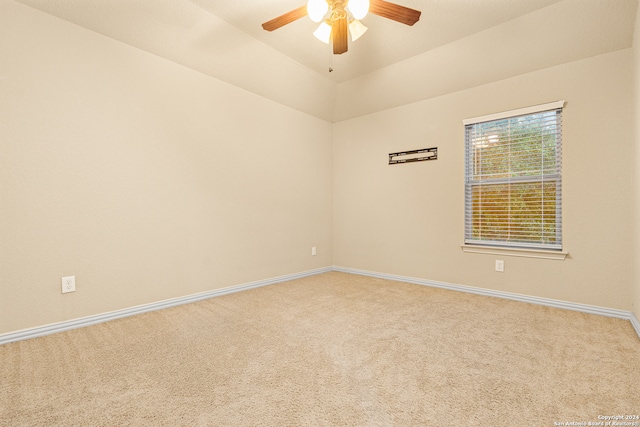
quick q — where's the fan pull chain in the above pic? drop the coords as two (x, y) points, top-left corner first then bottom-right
(328, 46), (335, 72)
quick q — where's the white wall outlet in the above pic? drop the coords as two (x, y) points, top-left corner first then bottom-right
(495, 260), (505, 272)
(311, 246), (317, 256)
(61, 276), (76, 293)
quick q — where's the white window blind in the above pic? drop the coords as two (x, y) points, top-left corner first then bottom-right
(464, 101), (563, 250)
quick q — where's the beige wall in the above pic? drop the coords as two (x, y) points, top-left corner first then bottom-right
(0, 2), (333, 334)
(334, 49), (635, 311)
(2, 1), (638, 337)
(634, 2), (640, 321)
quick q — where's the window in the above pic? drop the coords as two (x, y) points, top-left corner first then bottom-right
(464, 101), (564, 251)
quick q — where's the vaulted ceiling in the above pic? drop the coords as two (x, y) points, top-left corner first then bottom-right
(16, 0), (639, 122)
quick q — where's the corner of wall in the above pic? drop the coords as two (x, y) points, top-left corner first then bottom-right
(633, 0), (640, 322)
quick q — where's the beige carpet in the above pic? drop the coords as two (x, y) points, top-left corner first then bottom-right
(1, 272), (639, 426)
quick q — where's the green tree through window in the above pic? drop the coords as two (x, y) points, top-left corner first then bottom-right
(464, 104), (563, 250)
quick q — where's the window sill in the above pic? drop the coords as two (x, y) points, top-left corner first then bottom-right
(460, 244), (568, 260)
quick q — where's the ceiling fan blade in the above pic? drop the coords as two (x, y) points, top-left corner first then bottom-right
(262, 6), (307, 31)
(332, 16), (348, 54)
(369, 0), (421, 26)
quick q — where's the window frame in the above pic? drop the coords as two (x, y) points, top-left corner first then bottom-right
(462, 101), (565, 254)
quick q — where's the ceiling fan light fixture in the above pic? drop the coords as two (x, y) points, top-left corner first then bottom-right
(313, 21), (332, 44)
(307, 0), (329, 22)
(347, 0), (369, 20)
(262, 0), (421, 55)
(348, 19), (367, 41)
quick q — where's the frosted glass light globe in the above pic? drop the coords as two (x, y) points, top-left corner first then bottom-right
(347, 0), (369, 20)
(307, 0), (328, 22)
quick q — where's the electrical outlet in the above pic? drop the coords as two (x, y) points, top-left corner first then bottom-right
(495, 260), (504, 272)
(311, 246), (317, 256)
(61, 276), (76, 293)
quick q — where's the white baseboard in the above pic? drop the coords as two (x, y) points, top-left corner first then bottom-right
(631, 313), (640, 339)
(333, 266), (640, 340)
(0, 267), (332, 346)
(3, 266), (639, 345)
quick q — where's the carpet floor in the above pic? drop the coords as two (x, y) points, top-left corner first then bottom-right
(1, 271), (639, 426)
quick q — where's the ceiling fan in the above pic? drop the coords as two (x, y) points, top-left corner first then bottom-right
(262, 0), (421, 55)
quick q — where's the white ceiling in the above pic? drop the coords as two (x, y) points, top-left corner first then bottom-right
(16, 0), (569, 82)
(200, 0), (568, 82)
(14, 0), (640, 121)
